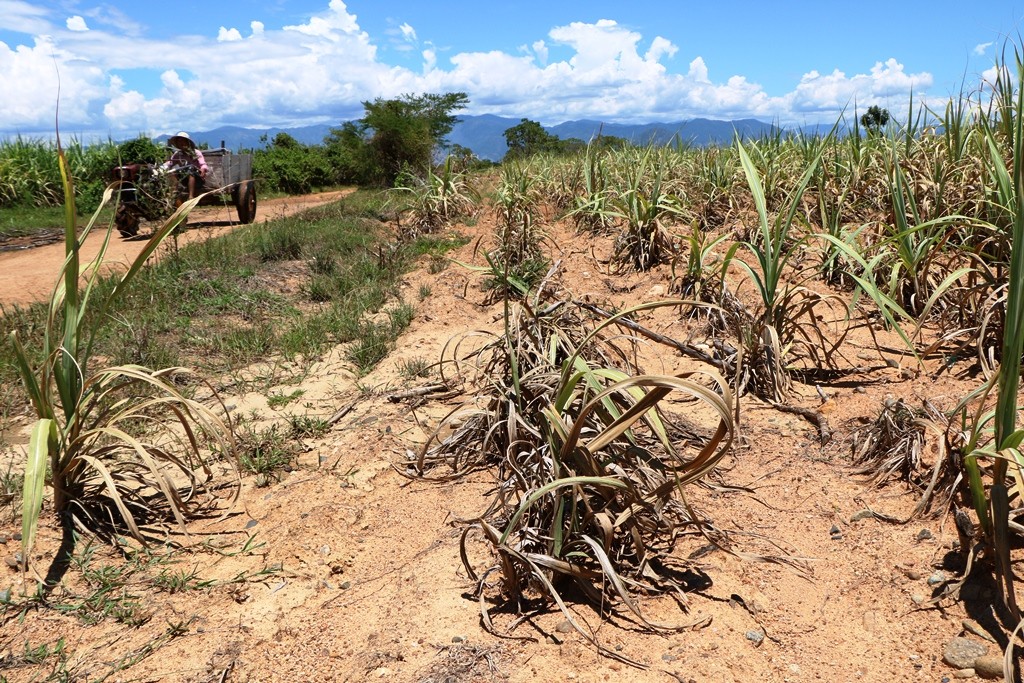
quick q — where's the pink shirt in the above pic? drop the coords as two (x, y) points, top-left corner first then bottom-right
(161, 148), (208, 175)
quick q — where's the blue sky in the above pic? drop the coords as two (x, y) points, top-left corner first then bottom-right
(1, 0), (1021, 138)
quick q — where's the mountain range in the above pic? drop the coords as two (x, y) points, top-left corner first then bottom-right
(169, 115), (783, 160)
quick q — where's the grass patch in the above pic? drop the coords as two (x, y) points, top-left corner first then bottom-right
(268, 389), (305, 409)
(152, 565), (206, 594)
(398, 356), (433, 379)
(305, 274), (337, 302)
(253, 225), (303, 262)
(346, 305), (415, 375)
(411, 232), (470, 259)
(287, 413), (332, 438)
(237, 422), (296, 487)
(0, 205), (69, 240)
(0, 203), (117, 241)
(12, 638), (68, 668)
(309, 253), (338, 276)
(0, 189), (457, 413)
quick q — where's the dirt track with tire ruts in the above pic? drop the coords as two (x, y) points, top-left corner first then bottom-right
(0, 190), (352, 309)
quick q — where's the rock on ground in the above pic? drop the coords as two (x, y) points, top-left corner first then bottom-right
(942, 637), (988, 670)
(973, 654), (1005, 680)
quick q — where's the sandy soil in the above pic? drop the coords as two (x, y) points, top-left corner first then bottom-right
(0, 190), (352, 308)
(0, 205), (1015, 683)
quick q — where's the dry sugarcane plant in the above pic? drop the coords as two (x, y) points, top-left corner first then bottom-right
(608, 148), (682, 272)
(411, 294), (734, 666)
(851, 397), (960, 519)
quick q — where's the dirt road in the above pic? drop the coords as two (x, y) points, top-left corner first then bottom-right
(0, 189), (352, 309)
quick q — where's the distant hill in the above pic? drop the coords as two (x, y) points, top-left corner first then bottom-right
(445, 114), (523, 161)
(448, 115), (780, 160)
(168, 115), (782, 160)
(548, 118), (780, 148)
(157, 124), (335, 151)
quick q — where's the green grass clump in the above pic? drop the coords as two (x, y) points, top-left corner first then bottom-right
(346, 302), (416, 375)
(398, 356), (433, 379)
(287, 413), (331, 438)
(237, 422), (296, 486)
(268, 389), (305, 409)
(253, 224), (304, 262)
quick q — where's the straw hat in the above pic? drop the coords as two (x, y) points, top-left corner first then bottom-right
(168, 132), (195, 149)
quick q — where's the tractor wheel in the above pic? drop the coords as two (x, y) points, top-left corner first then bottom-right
(235, 181), (257, 224)
(115, 204), (140, 237)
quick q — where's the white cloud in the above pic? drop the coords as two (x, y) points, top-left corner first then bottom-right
(870, 58), (932, 94)
(107, 1), (379, 131)
(217, 27), (243, 42)
(103, 86), (148, 130)
(532, 40), (548, 65)
(80, 5), (144, 37)
(0, 35), (108, 130)
(66, 16), (88, 32)
(434, 20), (768, 122)
(687, 57), (710, 83)
(974, 41), (994, 56)
(981, 64), (1015, 93)
(284, 0), (361, 40)
(785, 59), (931, 115)
(0, 3), (941, 138)
(645, 36), (676, 63)
(548, 20), (651, 77)
(982, 65), (1000, 87)
(0, 1), (51, 35)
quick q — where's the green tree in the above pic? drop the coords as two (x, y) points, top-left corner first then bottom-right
(446, 143), (491, 172)
(591, 134), (630, 151)
(323, 121), (370, 185)
(117, 135), (164, 164)
(348, 92), (469, 185)
(503, 119), (562, 160)
(860, 105), (890, 134)
(254, 132), (332, 194)
(271, 131), (301, 149)
(557, 137), (587, 155)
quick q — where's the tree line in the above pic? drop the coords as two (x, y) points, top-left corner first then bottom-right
(1, 91), (894, 206)
(253, 93), (623, 193)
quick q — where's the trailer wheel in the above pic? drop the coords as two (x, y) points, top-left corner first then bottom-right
(115, 204), (140, 237)
(235, 181), (257, 224)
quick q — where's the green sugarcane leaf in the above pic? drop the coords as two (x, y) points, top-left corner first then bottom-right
(21, 419), (55, 574)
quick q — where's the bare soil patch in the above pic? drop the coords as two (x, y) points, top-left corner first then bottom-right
(0, 211), (1008, 683)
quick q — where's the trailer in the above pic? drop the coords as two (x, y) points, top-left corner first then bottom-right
(112, 148), (257, 237)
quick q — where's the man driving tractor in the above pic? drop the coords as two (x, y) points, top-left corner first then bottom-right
(112, 132), (256, 238)
(160, 131), (209, 200)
